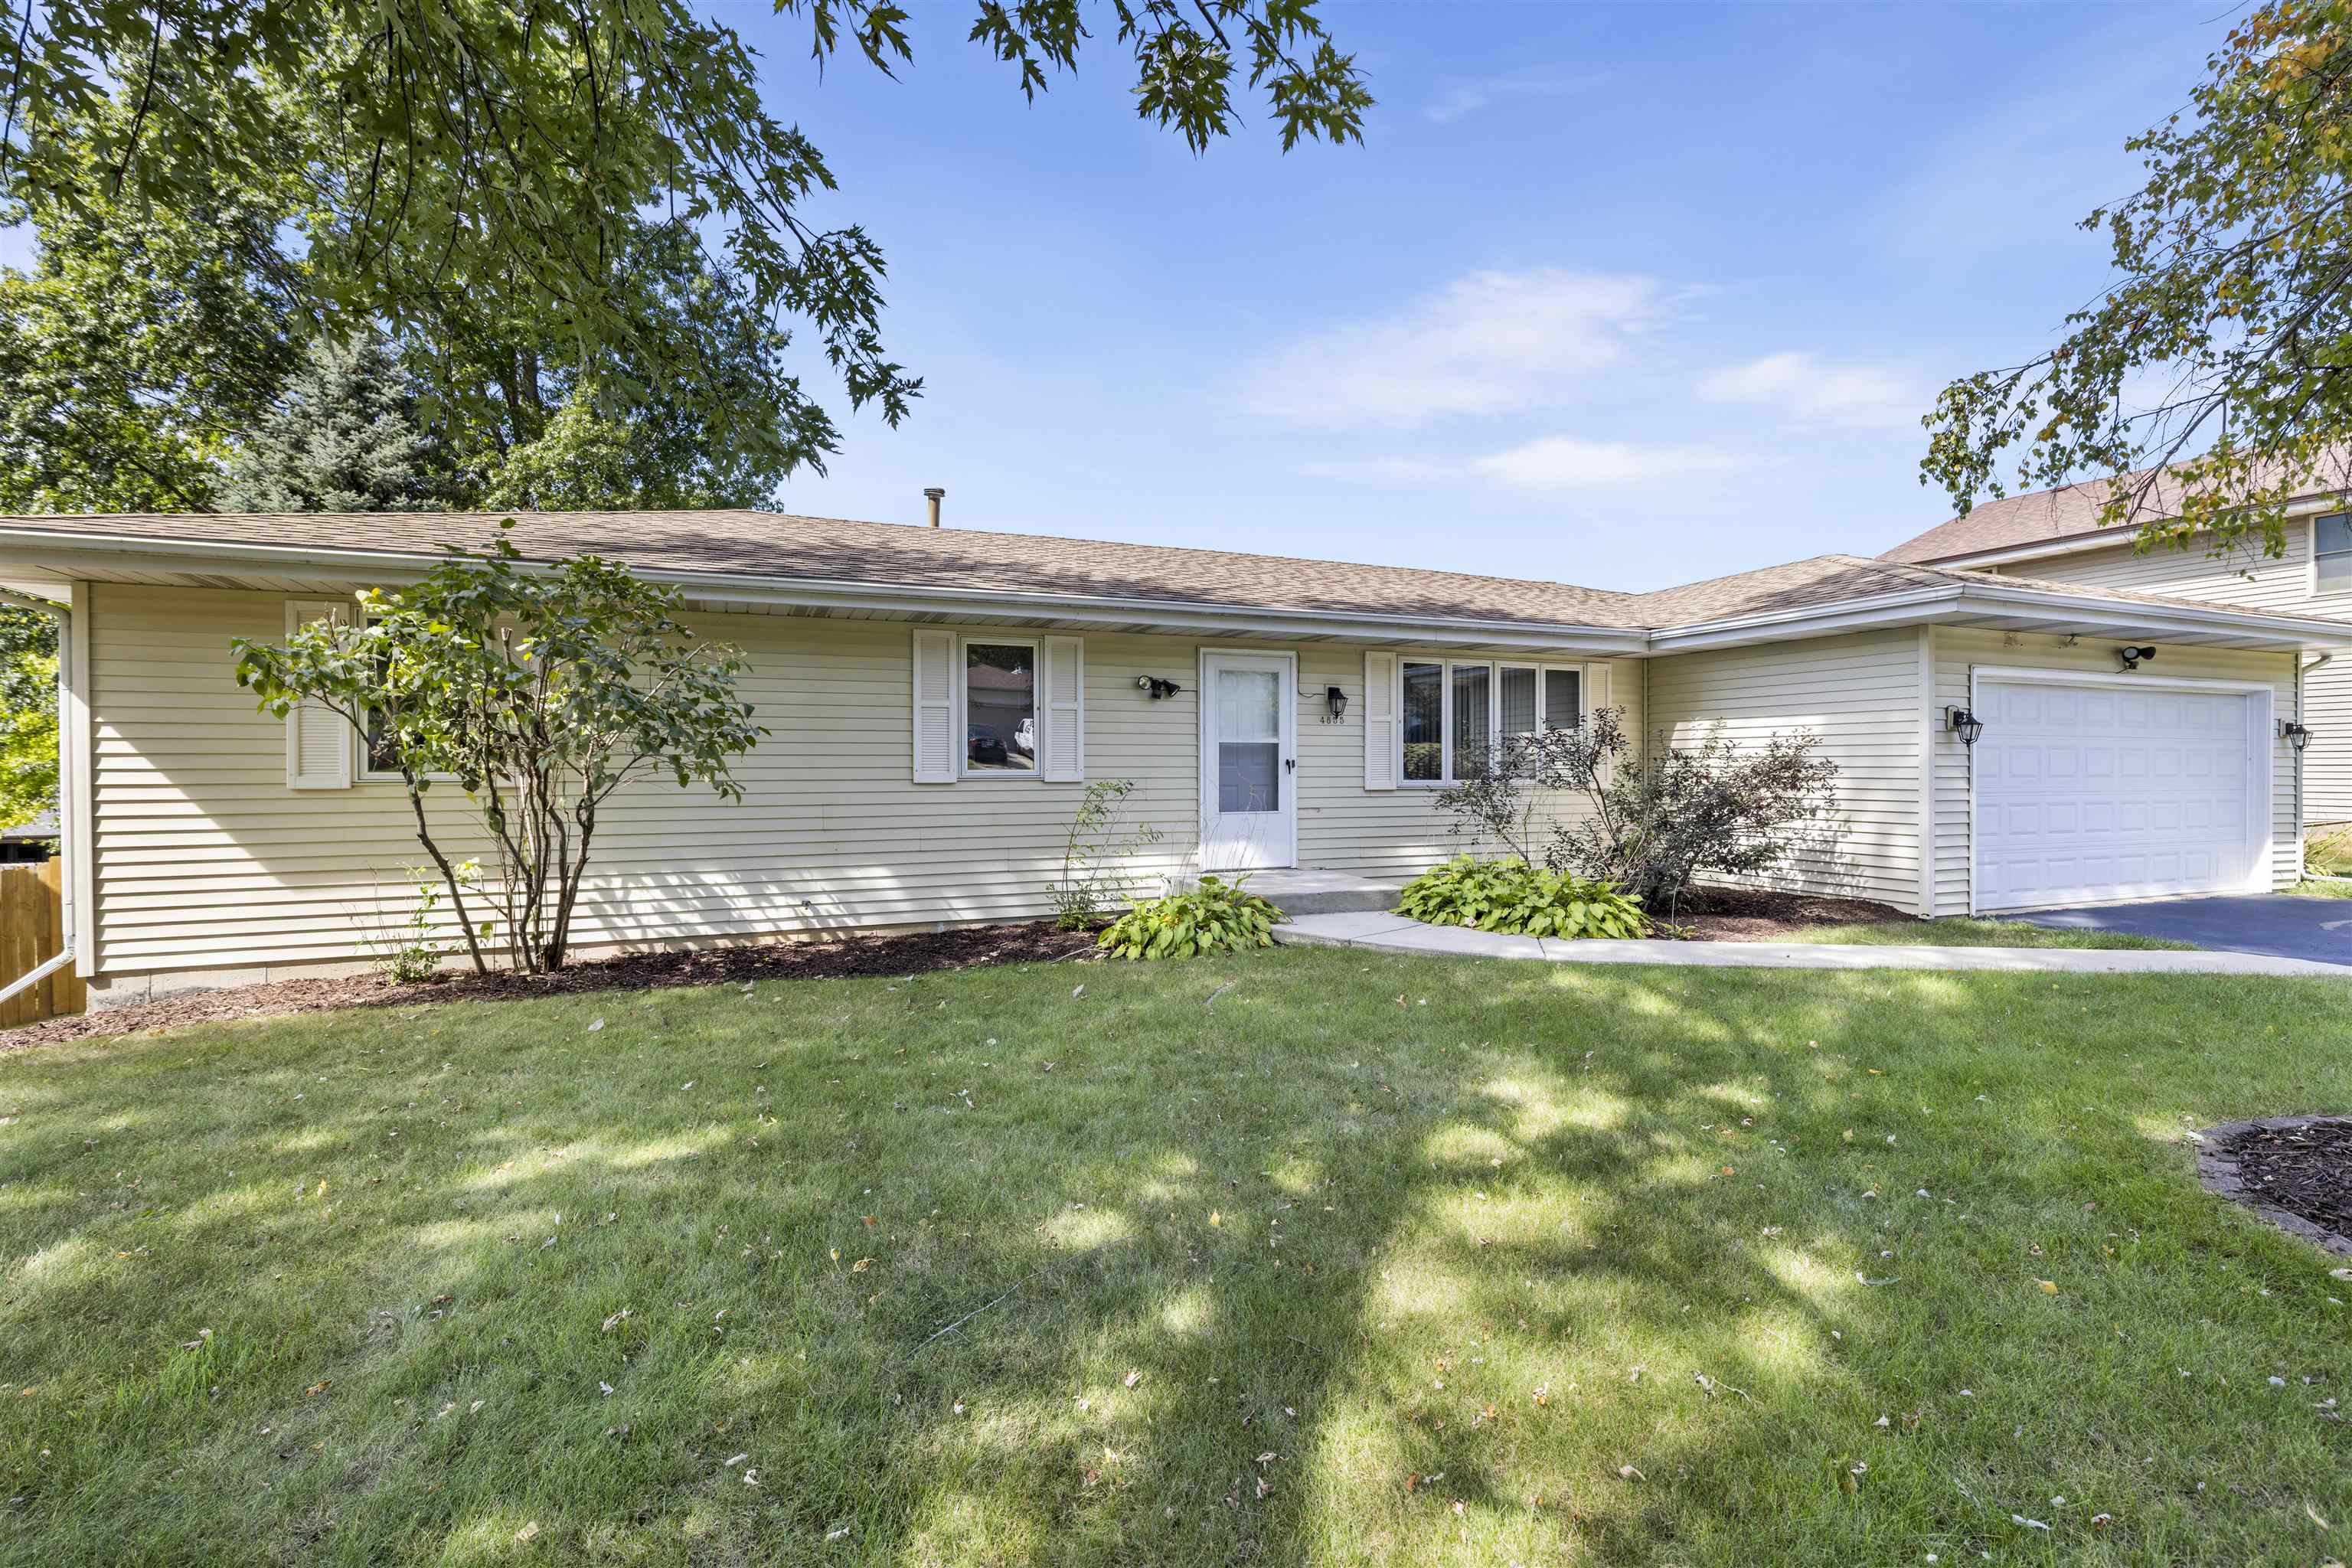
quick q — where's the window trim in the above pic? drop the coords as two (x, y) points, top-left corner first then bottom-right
(1396, 657), (1589, 787)
(2311, 511), (2352, 599)
(956, 634), (1046, 780)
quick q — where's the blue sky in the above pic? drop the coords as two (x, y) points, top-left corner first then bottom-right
(0, 1), (2224, 589)
(743, 0), (2221, 588)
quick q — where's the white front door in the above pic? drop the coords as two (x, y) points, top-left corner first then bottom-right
(1972, 674), (2266, 911)
(1200, 652), (1297, 871)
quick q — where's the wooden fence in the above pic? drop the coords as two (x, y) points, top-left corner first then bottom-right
(0, 860), (83, 1027)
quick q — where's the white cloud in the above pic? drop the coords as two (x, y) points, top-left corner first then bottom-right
(1697, 351), (1920, 430)
(1472, 436), (1736, 490)
(1244, 269), (1675, 430)
(1303, 436), (1734, 492)
(1424, 65), (1597, 126)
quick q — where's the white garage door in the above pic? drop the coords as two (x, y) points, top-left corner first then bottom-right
(1974, 676), (2265, 912)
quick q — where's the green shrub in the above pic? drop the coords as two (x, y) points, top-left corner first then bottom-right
(1097, 874), (1282, 959)
(1396, 854), (1648, 939)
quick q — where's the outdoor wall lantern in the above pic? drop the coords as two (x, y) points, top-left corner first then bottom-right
(2280, 718), (2314, 753)
(1134, 675), (1184, 701)
(1325, 685), (1349, 722)
(2117, 644), (2158, 671)
(1945, 705), (1985, 746)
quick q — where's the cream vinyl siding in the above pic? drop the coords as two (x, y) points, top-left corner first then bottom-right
(1988, 520), (2352, 823)
(1645, 629), (1928, 913)
(1926, 628), (2300, 916)
(83, 583), (1632, 982)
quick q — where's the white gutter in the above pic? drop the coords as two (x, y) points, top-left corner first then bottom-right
(0, 586), (71, 1007)
(0, 527), (1651, 655)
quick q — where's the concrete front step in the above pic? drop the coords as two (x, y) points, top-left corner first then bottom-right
(1220, 866), (1407, 918)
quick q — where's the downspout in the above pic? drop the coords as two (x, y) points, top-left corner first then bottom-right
(0, 586), (73, 1005)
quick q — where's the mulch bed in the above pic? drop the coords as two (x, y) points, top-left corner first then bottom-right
(0, 921), (1102, 1054)
(1664, 886), (1914, 943)
(2196, 1116), (2352, 1256)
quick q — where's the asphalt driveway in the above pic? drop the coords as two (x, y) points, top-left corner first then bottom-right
(2003, 893), (2352, 968)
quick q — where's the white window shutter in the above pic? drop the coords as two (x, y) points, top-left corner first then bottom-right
(284, 599), (353, 790)
(911, 629), (957, 783)
(1586, 661), (1612, 722)
(1040, 635), (1085, 782)
(1363, 650), (1397, 790)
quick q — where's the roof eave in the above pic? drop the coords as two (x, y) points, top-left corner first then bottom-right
(0, 527), (1651, 654)
(1648, 583), (2352, 652)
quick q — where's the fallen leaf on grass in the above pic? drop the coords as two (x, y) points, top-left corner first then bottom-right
(586, 1019), (604, 1033)
(601, 1308), (631, 1333)
(2036, 1279), (2058, 1295)
(514, 1521), (541, 1543)
(1617, 1465), (1644, 1481)
(2012, 1514), (2050, 1531)
(303, 1380), (330, 1397)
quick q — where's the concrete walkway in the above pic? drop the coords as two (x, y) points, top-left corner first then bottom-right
(1275, 910), (2352, 977)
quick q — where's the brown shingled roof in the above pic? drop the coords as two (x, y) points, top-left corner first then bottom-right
(0, 508), (1655, 629)
(0, 510), (2317, 634)
(1630, 554), (2284, 626)
(1883, 450), (2352, 565)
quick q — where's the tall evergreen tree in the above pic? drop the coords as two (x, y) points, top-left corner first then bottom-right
(220, 335), (440, 512)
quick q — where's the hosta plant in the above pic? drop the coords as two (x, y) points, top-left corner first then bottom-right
(1097, 875), (1282, 959)
(1396, 855), (1648, 940)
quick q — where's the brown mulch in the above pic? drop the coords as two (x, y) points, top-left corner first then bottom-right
(1665, 886), (1914, 943)
(0, 921), (1102, 1053)
(2205, 1117), (2352, 1252)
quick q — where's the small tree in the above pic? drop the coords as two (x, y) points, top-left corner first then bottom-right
(1046, 779), (1165, 929)
(1429, 730), (1585, 864)
(234, 524), (766, 974)
(1546, 708), (1840, 916)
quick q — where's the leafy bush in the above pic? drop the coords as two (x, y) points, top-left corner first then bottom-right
(1097, 875), (1282, 959)
(1396, 855), (1648, 939)
(1552, 710), (1839, 916)
(1427, 708), (1839, 918)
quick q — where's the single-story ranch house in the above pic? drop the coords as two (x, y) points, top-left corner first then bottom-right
(0, 508), (2345, 1008)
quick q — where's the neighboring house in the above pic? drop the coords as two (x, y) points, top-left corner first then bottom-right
(1885, 472), (2352, 827)
(0, 511), (2344, 1008)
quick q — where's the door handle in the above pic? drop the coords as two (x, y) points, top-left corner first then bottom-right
(1284, 757), (1295, 773)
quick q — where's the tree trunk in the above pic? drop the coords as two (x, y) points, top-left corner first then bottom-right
(406, 784), (489, 975)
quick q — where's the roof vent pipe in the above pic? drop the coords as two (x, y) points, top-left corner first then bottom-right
(924, 487), (945, 528)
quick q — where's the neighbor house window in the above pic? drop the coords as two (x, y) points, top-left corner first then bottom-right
(1397, 659), (1586, 784)
(2319, 513), (2352, 593)
(963, 641), (1038, 773)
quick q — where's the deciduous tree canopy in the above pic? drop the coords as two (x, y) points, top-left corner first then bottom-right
(2, 0), (1370, 509)
(1922, 0), (2352, 555)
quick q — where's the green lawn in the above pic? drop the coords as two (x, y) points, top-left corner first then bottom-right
(2289, 877), (2352, 900)
(1770, 919), (2196, 949)
(4, 950), (2350, 1566)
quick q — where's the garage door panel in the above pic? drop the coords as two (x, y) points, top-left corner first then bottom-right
(1975, 676), (2261, 912)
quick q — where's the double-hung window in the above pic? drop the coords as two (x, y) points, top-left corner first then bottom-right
(2318, 513), (2352, 594)
(1398, 658), (1585, 785)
